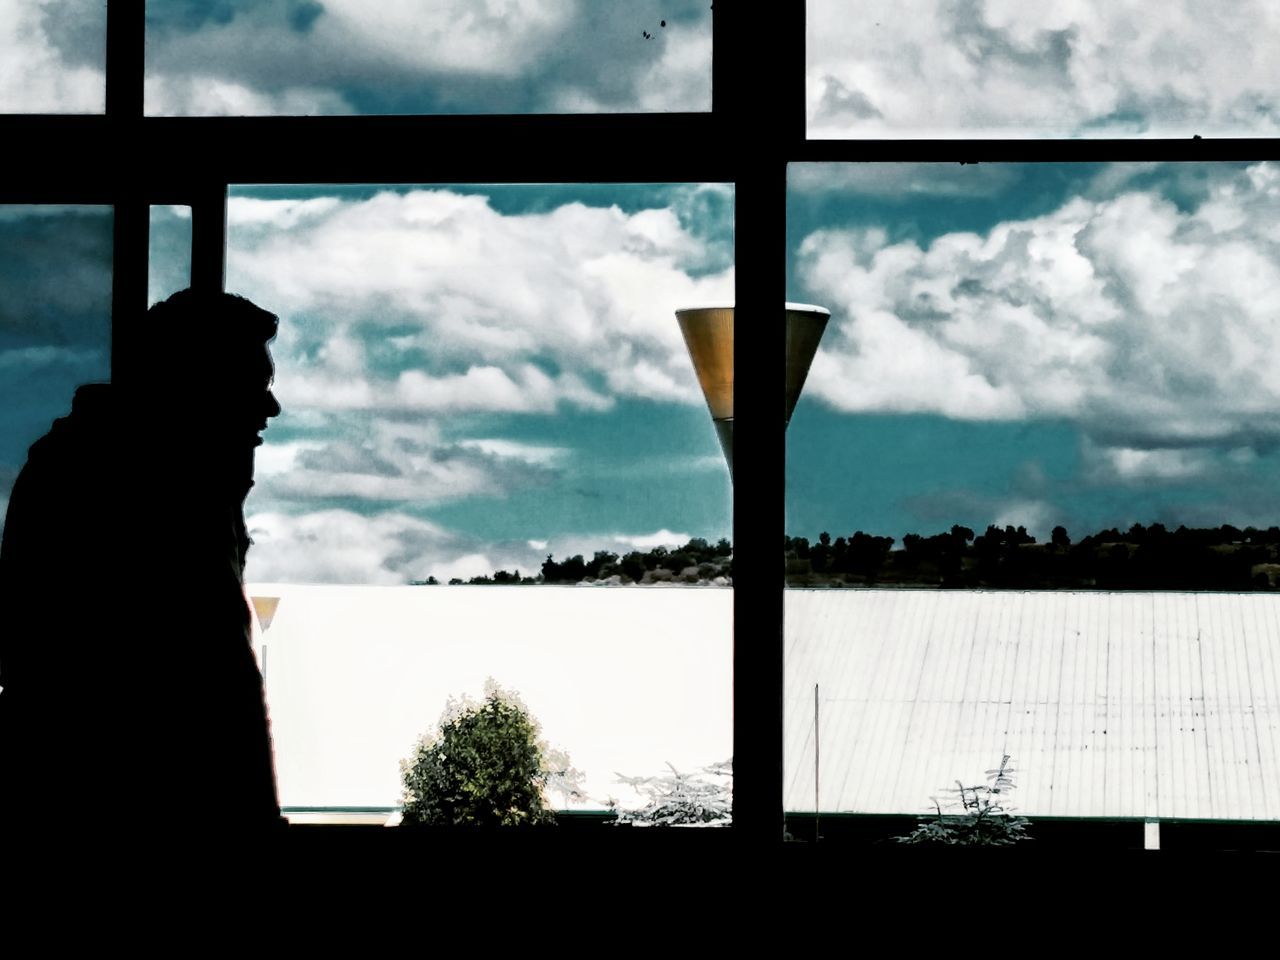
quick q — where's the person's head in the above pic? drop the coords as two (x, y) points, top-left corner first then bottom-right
(139, 289), (282, 447)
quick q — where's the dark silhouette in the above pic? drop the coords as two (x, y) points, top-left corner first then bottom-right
(0, 289), (285, 848)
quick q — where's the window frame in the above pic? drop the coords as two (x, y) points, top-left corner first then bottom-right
(0, 2), (794, 850)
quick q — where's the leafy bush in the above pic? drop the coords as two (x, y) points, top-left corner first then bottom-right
(399, 678), (581, 828)
(895, 755), (1032, 846)
(609, 759), (732, 827)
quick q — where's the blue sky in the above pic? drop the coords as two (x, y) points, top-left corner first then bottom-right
(807, 1), (1280, 137)
(787, 162), (1280, 544)
(0, 205), (113, 530)
(217, 183), (733, 583)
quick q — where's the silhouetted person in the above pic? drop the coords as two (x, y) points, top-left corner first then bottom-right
(0, 289), (285, 849)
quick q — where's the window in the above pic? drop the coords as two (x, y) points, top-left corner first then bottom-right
(784, 161), (1280, 844)
(806, 0), (1280, 138)
(0, 5), (788, 844)
(226, 182), (735, 818)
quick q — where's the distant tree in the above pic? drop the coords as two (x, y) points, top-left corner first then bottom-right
(1051, 525), (1070, 549)
(449, 578), (464, 585)
(619, 551), (646, 583)
(714, 538), (732, 557)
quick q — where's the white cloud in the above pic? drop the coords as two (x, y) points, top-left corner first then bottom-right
(0, 1), (104, 113)
(798, 163), (1280, 458)
(990, 499), (1055, 540)
(228, 188), (732, 415)
(251, 417), (562, 509)
(1081, 439), (1217, 484)
(808, 1), (1280, 137)
(456, 438), (568, 467)
(142, 75), (354, 117)
(608, 529), (692, 551)
(144, 1), (711, 116)
(243, 509), (556, 585)
(244, 509), (454, 584)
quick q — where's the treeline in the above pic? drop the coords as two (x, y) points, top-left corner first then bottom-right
(411, 537), (733, 586)
(785, 523), (1280, 591)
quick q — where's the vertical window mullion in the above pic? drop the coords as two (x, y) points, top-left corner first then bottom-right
(106, 1), (147, 385)
(190, 182), (229, 294)
(731, 167), (788, 848)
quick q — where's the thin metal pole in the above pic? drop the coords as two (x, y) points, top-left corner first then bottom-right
(814, 683), (820, 843)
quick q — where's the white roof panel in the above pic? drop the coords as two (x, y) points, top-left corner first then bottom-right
(784, 589), (1280, 821)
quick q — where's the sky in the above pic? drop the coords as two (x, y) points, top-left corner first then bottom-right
(0, 186), (733, 584)
(217, 183), (734, 584)
(0, 1), (106, 113)
(808, 0), (1280, 137)
(0, 205), (113, 531)
(787, 162), (1280, 544)
(142, 1), (710, 115)
(1, 2), (711, 115)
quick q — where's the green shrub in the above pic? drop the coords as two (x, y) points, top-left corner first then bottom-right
(399, 679), (581, 828)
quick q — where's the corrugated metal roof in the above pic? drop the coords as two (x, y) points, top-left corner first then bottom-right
(784, 589), (1280, 820)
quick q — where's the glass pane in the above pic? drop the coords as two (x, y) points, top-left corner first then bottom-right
(148, 204), (192, 305)
(0, 1), (107, 114)
(0, 205), (113, 541)
(146, 3), (712, 116)
(228, 182), (734, 824)
(807, 1), (1280, 138)
(785, 162), (1280, 843)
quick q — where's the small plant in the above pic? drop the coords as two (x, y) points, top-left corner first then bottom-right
(399, 678), (577, 828)
(895, 755), (1032, 846)
(609, 759), (732, 826)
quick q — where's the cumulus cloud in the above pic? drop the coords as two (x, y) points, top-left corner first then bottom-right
(0, 1), (105, 113)
(808, 0), (1280, 137)
(244, 509), (459, 584)
(228, 187), (732, 415)
(145, 0), (711, 115)
(251, 418), (562, 510)
(798, 162), (1280, 480)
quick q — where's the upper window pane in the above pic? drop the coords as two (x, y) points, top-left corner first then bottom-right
(0, 1), (106, 114)
(807, 0), (1280, 138)
(144, 2), (712, 115)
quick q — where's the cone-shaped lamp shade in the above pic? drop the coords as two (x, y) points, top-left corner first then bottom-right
(785, 303), (830, 426)
(251, 595), (280, 632)
(676, 306), (734, 478)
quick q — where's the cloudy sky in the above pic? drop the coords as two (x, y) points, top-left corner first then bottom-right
(787, 162), (1280, 543)
(2, 2), (710, 115)
(142, 1), (711, 115)
(0, 186), (733, 583)
(220, 183), (734, 584)
(808, 1), (1280, 137)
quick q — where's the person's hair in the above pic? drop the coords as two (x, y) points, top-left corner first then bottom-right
(139, 289), (278, 389)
